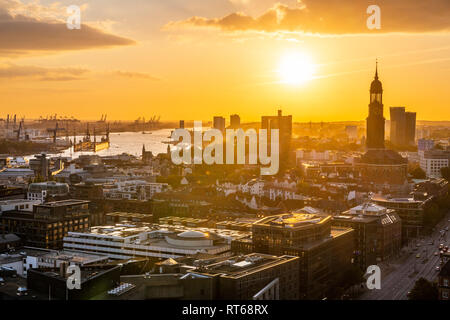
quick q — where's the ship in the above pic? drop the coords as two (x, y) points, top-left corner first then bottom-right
(73, 123), (110, 152)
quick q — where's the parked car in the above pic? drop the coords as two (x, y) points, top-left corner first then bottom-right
(0, 277), (5, 286)
(436, 266), (441, 271)
(416, 253), (421, 258)
(434, 251), (439, 256)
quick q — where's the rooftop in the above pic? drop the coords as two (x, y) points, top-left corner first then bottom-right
(189, 253), (298, 279)
(254, 213), (330, 229)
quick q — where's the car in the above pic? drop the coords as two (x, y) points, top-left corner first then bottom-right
(416, 253), (421, 258)
(16, 287), (28, 296)
(439, 244), (444, 249)
(0, 277), (5, 286)
(435, 251), (439, 256)
(446, 227), (449, 231)
(436, 266), (441, 271)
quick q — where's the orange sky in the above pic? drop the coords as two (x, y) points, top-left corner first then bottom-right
(1, 0), (449, 123)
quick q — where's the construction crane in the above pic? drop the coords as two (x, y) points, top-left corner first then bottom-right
(47, 122), (66, 143)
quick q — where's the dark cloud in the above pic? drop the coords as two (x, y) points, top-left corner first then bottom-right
(0, 63), (89, 81)
(0, 5), (135, 56)
(165, 0), (450, 34)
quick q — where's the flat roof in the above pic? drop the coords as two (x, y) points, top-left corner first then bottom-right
(190, 253), (298, 278)
(254, 213), (330, 229)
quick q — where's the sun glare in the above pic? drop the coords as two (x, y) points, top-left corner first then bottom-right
(278, 52), (316, 85)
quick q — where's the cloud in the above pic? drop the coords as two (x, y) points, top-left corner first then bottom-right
(113, 71), (160, 80)
(165, 0), (450, 35)
(0, 63), (89, 81)
(0, 0), (135, 56)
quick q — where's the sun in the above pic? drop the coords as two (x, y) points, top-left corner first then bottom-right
(278, 52), (316, 85)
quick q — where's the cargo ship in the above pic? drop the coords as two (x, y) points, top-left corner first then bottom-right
(73, 124), (110, 152)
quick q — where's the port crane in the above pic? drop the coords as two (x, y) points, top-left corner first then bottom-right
(47, 122), (66, 143)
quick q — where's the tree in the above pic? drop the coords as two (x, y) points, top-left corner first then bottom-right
(410, 166), (426, 179)
(408, 278), (438, 300)
(441, 167), (450, 181)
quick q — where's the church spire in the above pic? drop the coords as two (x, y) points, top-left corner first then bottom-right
(375, 59), (378, 80)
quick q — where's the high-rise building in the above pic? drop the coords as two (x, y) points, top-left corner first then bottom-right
(229, 114), (240, 129)
(390, 107), (416, 146)
(366, 63), (385, 149)
(261, 110), (292, 169)
(390, 107), (406, 146)
(213, 116), (226, 133)
(405, 111), (417, 146)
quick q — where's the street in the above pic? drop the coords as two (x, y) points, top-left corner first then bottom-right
(359, 211), (450, 300)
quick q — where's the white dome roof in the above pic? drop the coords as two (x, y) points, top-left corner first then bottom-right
(178, 231), (206, 238)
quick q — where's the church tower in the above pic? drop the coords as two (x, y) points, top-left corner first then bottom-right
(366, 61), (385, 149)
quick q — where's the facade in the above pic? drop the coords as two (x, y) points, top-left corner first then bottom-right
(188, 253), (300, 300)
(103, 180), (169, 201)
(371, 195), (429, 242)
(0, 199), (39, 213)
(417, 139), (434, 152)
(27, 181), (70, 202)
(251, 212), (354, 299)
(0, 200), (90, 249)
(332, 203), (402, 270)
(0, 247), (108, 277)
(419, 150), (450, 178)
(64, 223), (250, 260)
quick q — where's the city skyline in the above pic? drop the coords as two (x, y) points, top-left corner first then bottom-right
(0, 0), (449, 122)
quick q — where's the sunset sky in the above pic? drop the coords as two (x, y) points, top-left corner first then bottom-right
(1, 0), (449, 122)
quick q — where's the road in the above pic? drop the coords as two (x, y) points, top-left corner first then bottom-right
(359, 211), (450, 300)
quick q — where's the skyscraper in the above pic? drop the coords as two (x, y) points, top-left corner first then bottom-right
(390, 107), (406, 146)
(366, 62), (385, 149)
(229, 114), (240, 129)
(390, 107), (416, 146)
(405, 112), (417, 146)
(213, 116), (226, 133)
(261, 110), (292, 169)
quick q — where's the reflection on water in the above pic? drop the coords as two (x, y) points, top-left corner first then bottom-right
(47, 129), (174, 159)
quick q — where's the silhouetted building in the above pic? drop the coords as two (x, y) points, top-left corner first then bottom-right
(366, 63), (385, 149)
(213, 116), (226, 133)
(229, 114), (241, 129)
(261, 110), (292, 170)
(390, 107), (416, 146)
(357, 63), (408, 190)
